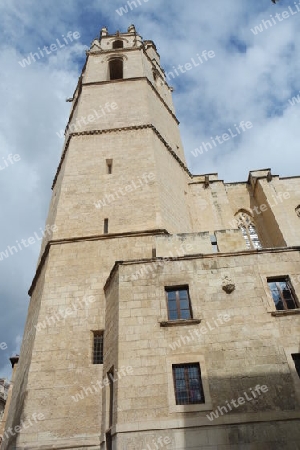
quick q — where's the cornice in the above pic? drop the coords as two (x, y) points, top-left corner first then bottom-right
(104, 246), (300, 290)
(81, 77), (179, 123)
(28, 229), (169, 297)
(51, 124), (191, 189)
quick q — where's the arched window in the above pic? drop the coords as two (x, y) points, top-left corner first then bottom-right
(113, 40), (124, 49)
(296, 205), (300, 217)
(235, 210), (262, 250)
(109, 58), (123, 80)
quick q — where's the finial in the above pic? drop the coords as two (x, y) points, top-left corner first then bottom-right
(100, 27), (108, 37)
(128, 24), (136, 33)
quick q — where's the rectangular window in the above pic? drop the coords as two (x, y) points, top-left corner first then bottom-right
(210, 235), (218, 253)
(165, 286), (192, 320)
(109, 59), (123, 80)
(292, 354), (300, 378)
(104, 218), (109, 234)
(106, 159), (113, 174)
(93, 331), (104, 364)
(172, 363), (205, 405)
(267, 277), (298, 311)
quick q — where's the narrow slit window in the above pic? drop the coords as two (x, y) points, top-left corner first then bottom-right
(109, 59), (123, 80)
(106, 159), (113, 174)
(93, 331), (104, 364)
(108, 367), (114, 427)
(104, 218), (109, 234)
(106, 432), (112, 450)
(210, 235), (218, 253)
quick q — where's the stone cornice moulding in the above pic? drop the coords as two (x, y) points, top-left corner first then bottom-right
(51, 124), (191, 189)
(81, 76), (179, 123)
(103, 246), (300, 291)
(28, 229), (169, 297)
(110, 410), (300, 436)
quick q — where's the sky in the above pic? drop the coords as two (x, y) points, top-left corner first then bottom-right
(0, 0), (300, 379)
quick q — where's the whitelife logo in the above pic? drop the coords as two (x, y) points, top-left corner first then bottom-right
(206, 385), (269, 421)
(251, 2), (300, 35)
(56, 102), (118, 139)
(228, 191), (290, 228)
(0, 153), (21, 172)
(165, 50), (215, 82)
(1, 412), (45, 441)
(288, 91), (300, 107)
(18, 31), (81, 68)
(191, 121), (253, 158)
(94, 173), (155, 209)
(71, 366), (133, 402)
(0, 225), (58, 262)
(116, 0), (150, 16)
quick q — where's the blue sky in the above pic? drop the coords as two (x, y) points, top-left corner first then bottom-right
(0, 0), (300, 378)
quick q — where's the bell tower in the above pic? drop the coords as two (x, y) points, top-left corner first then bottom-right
(1, 26), (193, 450)
(2, 24), (300, 450)
(44, 24), (193, 246)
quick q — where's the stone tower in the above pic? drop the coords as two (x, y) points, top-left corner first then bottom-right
(2, 26), (300, 450)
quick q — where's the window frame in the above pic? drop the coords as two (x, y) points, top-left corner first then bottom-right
(92, 331), (104, 365)
(166, 354), (212, 413)
(235, 210), (262, 250)
(104, 218), (109, 234)
(267, 276), (299, 311)
(109, 58), (123, 80)
(165, 285), (192, 321)
(172, 363), (205, 405)
(112, 40), (124, 49)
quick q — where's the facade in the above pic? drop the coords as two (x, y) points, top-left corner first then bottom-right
(0, 379), (9, 422)
(1, 25), (300, 450)
(0, 358), (18, 447)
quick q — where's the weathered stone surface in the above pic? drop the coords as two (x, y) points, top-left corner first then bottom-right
(1, 26), (300, 450)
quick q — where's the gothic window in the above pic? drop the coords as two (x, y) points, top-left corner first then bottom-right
(296, 205), (300, 217)
(235, 211), (262, 249)
(109, 58), (123, 80)
(113, 40), (123, 49)
(165, 286), (192, 320)
(172, 363), (205, 405)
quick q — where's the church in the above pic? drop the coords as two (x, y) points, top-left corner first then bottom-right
(1, 25), (300, 450)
